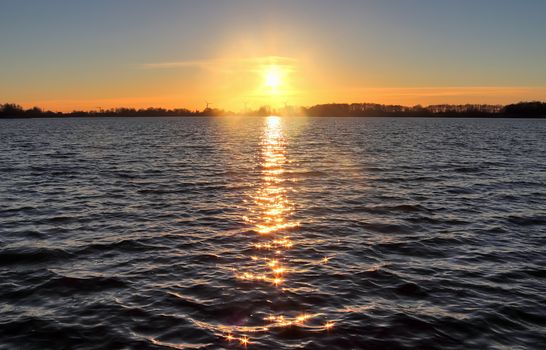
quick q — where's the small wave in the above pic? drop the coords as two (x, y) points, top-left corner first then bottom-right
(357, 221), (413, 234)
(394, 282), (428, 297)
(41, 274), (127, 293)
(506, 215), (546, 226)
(0, 206), (36, 215)
(0, 247), (72, 265)
(77, 238), (170, 255)
(453, 166), (483, 173)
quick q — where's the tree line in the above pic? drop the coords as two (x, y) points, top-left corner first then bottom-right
(1, 101), (545, 118)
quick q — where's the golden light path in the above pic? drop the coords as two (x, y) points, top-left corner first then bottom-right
(226, 116), (334, 347)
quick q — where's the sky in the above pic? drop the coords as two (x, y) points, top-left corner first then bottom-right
(1, 0), (546, 111)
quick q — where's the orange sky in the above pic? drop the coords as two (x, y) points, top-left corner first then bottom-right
(15, 52), (546, 112)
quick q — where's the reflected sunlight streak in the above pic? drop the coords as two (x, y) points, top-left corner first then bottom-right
(226, 116), (335, 346)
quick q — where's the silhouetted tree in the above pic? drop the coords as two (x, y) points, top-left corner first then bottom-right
(0, 103), (25, 117)
(1, 101), (545, 118)
(502, 102), (546, 117)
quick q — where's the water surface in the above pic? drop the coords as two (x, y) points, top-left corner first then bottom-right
(1, 117), (545, 349)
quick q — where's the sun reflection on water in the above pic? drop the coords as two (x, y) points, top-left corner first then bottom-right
(235, 116), (298, 290)
(226, 116), (334, 345)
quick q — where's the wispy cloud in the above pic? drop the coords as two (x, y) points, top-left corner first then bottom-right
(363, 86), (546, 99)
(140, 60), (214, 69)
(139, 56), (297, 71)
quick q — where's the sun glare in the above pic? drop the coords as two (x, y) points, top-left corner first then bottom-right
(264, 66), (283, 93)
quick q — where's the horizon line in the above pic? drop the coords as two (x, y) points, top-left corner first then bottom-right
(2, 100), (545, 115)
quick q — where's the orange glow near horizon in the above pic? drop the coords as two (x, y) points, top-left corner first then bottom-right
(8, 49), (546, 113)
(13, 84), (546, 113)
(7, 33), (540, 113)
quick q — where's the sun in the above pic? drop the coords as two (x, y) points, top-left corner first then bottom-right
(264, 66), (283, 93)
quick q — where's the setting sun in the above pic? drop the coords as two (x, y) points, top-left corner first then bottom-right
(264, 66), (284, 94)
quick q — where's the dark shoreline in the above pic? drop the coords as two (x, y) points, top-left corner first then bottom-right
(2, 101), (546, 119)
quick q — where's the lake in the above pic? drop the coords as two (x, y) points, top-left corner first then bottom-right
(0, 116), (545, 349)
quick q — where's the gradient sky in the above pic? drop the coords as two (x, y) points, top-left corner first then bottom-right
(1, 0), (546, 111)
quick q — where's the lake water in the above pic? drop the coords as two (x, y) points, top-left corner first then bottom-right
(0, 117), (545, 349)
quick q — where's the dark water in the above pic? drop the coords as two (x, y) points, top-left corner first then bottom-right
(1, 116), (545, 350)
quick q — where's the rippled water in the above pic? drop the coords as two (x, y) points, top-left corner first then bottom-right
(1, 116), (545, 349)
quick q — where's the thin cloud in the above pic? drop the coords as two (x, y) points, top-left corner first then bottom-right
(139, 56), (297, 71)
(140, 60), (214, 69)
(351, 86), (546, 97)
